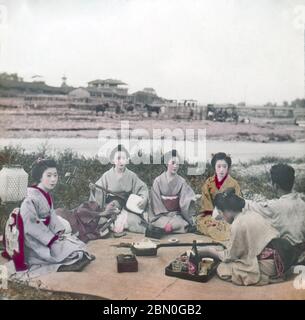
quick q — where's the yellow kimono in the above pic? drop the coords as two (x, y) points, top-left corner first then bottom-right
(201, 174), (241, 213)
(197, 174), (241, 241)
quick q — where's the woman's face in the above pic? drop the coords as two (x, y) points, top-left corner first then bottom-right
(113, 151), (128, 170)
(215, 160), (229, 180)
(40, 168), (58, 191)
(167, 157), (180, 175)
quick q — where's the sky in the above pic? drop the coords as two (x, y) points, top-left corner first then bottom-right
(0, 0), (305, 105)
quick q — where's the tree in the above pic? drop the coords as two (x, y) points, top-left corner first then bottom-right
(264, 102), (273, 107)
(0, 72), (22, 82)
(291, 98), (305, 108)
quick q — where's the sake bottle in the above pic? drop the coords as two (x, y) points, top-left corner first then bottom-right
(190, 240), (200, 274)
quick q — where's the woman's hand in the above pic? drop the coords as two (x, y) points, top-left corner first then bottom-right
(99, 210), (110, 217)
(105, 202), (120, 215)
(198, 246), (224, 261)
(56, 230), (65, 240)
(164, 223), (173, 233)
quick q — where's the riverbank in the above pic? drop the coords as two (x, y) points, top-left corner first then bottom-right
(0, 108), (304, 142)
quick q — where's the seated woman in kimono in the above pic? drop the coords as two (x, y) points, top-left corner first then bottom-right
(196, 189), (298, 286)
(200, 152), (241, 216)
(2, 158), (93, 276)
(89, 144), (149, 236)
(150, 149), (196, 234)
(196, 152), (241, 240)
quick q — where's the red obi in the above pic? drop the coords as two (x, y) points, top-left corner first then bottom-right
(2, 208), (28, 272)
(161, 195), (180, 212)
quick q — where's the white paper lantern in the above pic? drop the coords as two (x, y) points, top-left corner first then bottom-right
(0, 165), (28, 203)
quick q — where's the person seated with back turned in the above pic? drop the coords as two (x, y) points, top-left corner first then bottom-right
(196, 189), (301, 286)
(245, 163), (305, 263)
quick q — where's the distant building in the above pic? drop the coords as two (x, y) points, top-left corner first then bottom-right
(68, 88), (91, 100)
(87, 79), (128, 100)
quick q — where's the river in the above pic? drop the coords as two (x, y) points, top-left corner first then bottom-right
(0, 138), (304, 163)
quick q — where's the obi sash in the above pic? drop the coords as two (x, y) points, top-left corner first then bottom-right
(258, 238), (299, 278)
(161, 195), (180, 212)
(1, 208), (28, 272)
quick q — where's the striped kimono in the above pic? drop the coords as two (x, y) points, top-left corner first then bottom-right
(89, 167), (149, 233)
(150, 172), (196, 233)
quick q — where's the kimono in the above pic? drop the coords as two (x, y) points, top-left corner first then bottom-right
(200, 174), (241, 214)
(245, 193), (305, 246)
(3, 186), (90, 278)
(150, 172), (196, 233)
(89, 167), (149, 233)
(216, 210), (281, 286)
(196, 174), (241, 239)
(56, 201), (109, 243)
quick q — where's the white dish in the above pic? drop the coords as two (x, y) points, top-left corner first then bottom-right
(168, 238), (179, 243)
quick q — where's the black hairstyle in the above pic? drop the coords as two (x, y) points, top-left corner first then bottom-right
(214, 187), (245, 213)
(109, 144), (130, 162)
(270, 164), (295, 192)
(161, 149), (181, 166)
(31, 158), (57, 182)
(211, 152), (232, 169)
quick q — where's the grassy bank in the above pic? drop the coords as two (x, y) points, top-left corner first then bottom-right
(0, 146), (305, 232)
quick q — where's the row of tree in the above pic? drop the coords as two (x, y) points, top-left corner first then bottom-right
(0, 72), (71, 95)
(0, 72), (23, 82)
(290, 99), (305, 108)
(263, 99), (305, 108)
